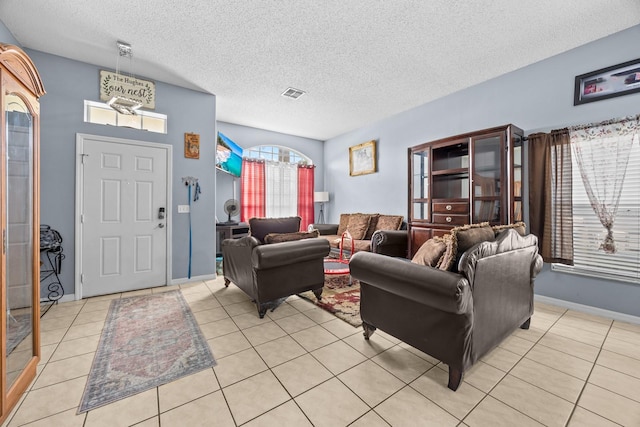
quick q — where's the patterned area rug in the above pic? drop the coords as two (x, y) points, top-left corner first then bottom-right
(78, 290), (216, 413)
(300, 274), (361, 327)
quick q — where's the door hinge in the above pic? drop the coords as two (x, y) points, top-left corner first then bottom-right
(80, 153), (89, 164)
(80, 273), (84, 283)
(2, 229), (6, 254)
(81, 214), (84, 223)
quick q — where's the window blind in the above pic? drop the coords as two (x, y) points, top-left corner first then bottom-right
(553, 134), (640, 283)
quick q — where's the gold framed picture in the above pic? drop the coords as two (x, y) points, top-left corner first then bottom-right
(184, 132), (200, 159)
(349, 140), (376, 176)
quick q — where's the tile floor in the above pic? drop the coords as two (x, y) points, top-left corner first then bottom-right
(3, 277), (640, 426)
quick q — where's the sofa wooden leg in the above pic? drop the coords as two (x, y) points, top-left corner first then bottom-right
(520, 318), (531, 330)
(447, 367), (463, 391)
(362, 322), (376, 340)
(224, 278), (230, 287)
(312, 288), (323, 301)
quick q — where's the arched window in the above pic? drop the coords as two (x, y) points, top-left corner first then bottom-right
(240, 145), (315, 227)
(244, 145), (311, 165)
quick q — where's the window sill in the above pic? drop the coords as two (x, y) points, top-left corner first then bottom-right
(551, 263), (639, 285)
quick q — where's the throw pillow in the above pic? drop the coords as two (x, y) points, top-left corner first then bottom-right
(447, 222), (495, 271)
(248, 216), (301, 243)
(364, 213), (381, 240)
(437, 234), (457, 271)
(345, 213), (372, 240)
(411, 237), (447, 267)
(451, 222), (495, 255)
(264, 229), (319, 243)
(337, 213), (351, 236)
(492, 222), (527, 237)
(375, 215), (404, 232)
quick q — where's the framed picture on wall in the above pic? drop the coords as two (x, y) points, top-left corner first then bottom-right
(184, 132), (200, 159)
(574, 57), (640, 105)
(349, 140), (376, 176)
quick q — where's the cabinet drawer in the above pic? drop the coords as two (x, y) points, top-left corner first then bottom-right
(432, 202), (469, 214)
(432, 214), (469, 225)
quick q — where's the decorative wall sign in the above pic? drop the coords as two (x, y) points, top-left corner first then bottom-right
(100, 70), (156, 109)
(574, 58), (640, 105)
(184, 133), (200, 159)
(349, 140), (376, 176)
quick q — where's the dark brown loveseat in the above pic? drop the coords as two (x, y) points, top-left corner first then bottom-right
(349, 229), (543, 391)
(222, 216), (330, 318)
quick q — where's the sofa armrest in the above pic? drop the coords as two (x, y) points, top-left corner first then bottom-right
(371, 229), (408, 257)
(350, 252), (471, 315)
(310, 223), (339, 235)
(252, 238), (330, 270)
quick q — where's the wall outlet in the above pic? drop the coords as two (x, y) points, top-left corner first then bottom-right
(177, 205), (190, 213)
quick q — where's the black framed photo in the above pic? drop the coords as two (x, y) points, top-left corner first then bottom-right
(574, 58), (640, 105)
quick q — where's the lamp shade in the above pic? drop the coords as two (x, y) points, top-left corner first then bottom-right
(314, 191), (329, 203)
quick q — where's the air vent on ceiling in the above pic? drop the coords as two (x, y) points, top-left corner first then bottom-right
(281, 87), (306, 99)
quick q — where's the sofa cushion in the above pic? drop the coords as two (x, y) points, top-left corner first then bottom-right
(375, 215), (404, 232)
(364, 214), (381, 240)
(492, 222), (526, 237)
(411, 237), (446, 267)
(337, 213), (351, 236)
(452, 223), (495, 254)
(249, 216), (301, 244)
(447, 222), (495, 271)
(264, 229), (319, 244)
(350, 239), (372, 252)
(345, 213), (372, 240)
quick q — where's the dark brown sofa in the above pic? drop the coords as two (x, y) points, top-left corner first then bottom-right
(222, 216), (330, 318)
(349, 229), (543, 391)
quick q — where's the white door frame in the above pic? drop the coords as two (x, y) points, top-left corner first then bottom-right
(74, 133), (173, 300)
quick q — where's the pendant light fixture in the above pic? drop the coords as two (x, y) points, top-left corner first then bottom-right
(107, 40), (143, 115)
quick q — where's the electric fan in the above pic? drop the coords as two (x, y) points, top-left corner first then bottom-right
(223, 199), (240, 225)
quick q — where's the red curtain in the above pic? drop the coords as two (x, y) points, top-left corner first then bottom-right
(297, 165), (315, 230)
(240, 159), (265, 222)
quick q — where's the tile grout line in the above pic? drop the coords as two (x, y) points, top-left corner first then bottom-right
(460, 308), (567, 426)
(565, 312), (617, 425)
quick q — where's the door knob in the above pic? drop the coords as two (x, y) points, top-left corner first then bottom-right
(158, 223), (165, 228)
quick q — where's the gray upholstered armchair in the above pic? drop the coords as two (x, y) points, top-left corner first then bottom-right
(221, 216), (330, 318)
(349, 229), (543, 391)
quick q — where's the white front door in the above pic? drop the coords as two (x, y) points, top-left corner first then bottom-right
(77, 134), (171, 298)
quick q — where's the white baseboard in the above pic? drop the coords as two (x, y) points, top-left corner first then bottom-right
(171, 274), (217, 286)
(534, 294), (640, 325)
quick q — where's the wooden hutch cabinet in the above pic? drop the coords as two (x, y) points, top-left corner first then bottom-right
(0, 44), (45, 424)
(408, 124), (523, 256)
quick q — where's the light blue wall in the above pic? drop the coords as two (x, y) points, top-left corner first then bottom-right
(215, 121), (324, 223)
(0, 20), (19, 45)
(26, 49), (217, 297)
(324, 25), (640, 317)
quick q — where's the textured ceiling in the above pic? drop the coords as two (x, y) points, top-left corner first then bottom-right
(1, 1), (640, 140)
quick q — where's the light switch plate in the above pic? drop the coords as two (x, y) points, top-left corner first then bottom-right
(177, 205), (190, 213)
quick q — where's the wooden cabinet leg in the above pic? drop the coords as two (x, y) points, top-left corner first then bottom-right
(520, 318), (531, 330)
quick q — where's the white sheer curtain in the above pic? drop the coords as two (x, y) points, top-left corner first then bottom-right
(569, 115), (640, 253)
(264, 161), (298, 218)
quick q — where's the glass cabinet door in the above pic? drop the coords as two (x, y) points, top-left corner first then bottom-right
(411, 149), (429, 221)
(4, 94), (35, 390)
(512, 134), (523, 222)
(471, 134), (503, 223)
